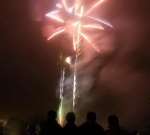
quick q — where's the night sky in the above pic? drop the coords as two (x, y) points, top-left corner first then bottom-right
(0, 0), (150, 129)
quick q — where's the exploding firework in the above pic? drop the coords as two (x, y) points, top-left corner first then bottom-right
(45, 0), (113, 125)
(46, 0), (113, 51)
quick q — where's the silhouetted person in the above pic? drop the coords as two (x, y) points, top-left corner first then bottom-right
(79, 112), (105, 135)
(40, 110), (62, 135)
(27, 124), (36, 135)
(0, 124), (3, 135)
(139, 124), (150, 135)
(64, 112), (77, 134)
(105, 115), (129, 135)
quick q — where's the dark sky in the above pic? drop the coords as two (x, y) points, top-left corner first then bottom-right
(0, 0), (150, 128)
(0, 0), (60, 118)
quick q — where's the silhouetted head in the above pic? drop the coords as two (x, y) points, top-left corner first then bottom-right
(108, 115), (119, 128)
(87, 112), (97, 122)
(66, 112), (76, 124)
(48, 110), (57, 121)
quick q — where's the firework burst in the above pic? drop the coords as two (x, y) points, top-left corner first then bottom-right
(45, 0), (113, 125)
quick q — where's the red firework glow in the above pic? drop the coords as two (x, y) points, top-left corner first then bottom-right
(45, 0), (113, 52)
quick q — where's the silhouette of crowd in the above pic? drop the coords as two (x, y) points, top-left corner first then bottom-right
(1, 110), (149, 135)
(35, 110), (137, 135)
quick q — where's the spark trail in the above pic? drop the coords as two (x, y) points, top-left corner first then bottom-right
(58, 64), (65, 125)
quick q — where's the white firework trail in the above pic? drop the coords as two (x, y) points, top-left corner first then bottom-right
(58, 66), (65, 125)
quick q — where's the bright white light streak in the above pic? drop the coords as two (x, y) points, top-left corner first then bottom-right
(47, 28), (65, 40)
(76, 6), (84, 17)
(77, 23), (81, 48)
(87, 16), (113, 28)
(62, 0), (69, 11)
(58, 67), (65, 125)
(80, 32), (92, 44)
(80, 6), (84, 17)
(73, 30), (76, 51)
(82, 24), (104, 30)
(86, 0), (105, 15)
(80, 32), (100, 52)
(73, 55), (77, 111)
(74, 1), (81, 15)
(46, 10), (65, 23)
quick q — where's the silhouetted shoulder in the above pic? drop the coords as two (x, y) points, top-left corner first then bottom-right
(105, 115), (129, 135)
(79, 112), (105, 135)
(40, 110), (62, 135)
(63, 112), (78, 134)
(106, 128), (129, 135)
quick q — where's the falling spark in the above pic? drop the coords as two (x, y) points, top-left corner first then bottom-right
(47, 28), (65, 40)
